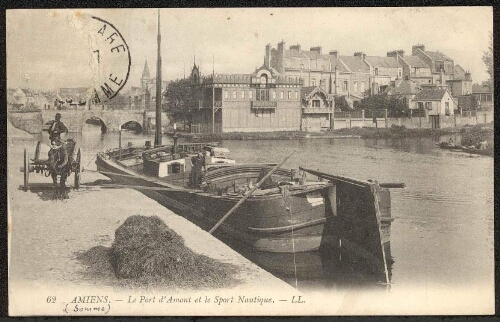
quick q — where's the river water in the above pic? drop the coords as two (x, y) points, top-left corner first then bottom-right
(36, 125), (494, 297)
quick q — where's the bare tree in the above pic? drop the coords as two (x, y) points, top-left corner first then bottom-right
(481, 31), (493, 91)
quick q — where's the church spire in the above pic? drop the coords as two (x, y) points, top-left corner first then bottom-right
(142, 59), (150, 78)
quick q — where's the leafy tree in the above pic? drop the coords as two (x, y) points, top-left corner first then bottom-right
(164, 78), (194, 129)
(481, 31), (493, 91)
(356, 93), (409, 117)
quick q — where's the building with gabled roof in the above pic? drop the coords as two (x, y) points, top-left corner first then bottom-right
(411, 44), (455, 85)
(266, 41), (370, 107)
(300, 85), (334, 131)
(365, 52), (403, 94)
(446, 64), (472, 97)
(413, 87), (456, 117)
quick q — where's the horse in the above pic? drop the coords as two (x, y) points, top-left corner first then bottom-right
(48, 143), (70, 199)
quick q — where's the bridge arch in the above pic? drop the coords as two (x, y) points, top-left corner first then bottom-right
(85, 116), (107, 133)
(120, 120), (143, 134)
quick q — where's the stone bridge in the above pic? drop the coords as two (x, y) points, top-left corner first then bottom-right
(41, 110), (169, 133)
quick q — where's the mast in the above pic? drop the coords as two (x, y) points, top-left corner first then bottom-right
(212, 55), (215, 133)
(154, 9), (162, 147)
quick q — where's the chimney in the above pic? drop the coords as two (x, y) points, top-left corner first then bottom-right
(329, 50), (338, 60)
(465, 71), (472, 81)
(265, 43), (272, 67)
(310, 46), (322, 54)
(412, 44), (425, 55)
(277, 40), (286, 74)
(290, 44), (301, 52)
(388, 50), (405, 62)
(354, 51), (366, 61)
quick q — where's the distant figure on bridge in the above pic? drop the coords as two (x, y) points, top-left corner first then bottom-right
(48, 113), (69, 143)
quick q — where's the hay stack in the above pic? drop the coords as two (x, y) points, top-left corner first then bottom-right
(110, 215), (238, 289)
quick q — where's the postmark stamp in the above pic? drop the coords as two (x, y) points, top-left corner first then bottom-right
(88, 16), (131, 104)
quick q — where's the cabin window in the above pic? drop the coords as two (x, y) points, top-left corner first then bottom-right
(224, 90), (229, 100)
(241, 90), (245, 99)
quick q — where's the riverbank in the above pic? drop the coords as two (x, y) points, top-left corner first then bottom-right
(7, 133), (298, 316)
(168, 125), (469, 141)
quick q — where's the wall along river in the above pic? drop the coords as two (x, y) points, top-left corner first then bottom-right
(36, 125), (493, 296)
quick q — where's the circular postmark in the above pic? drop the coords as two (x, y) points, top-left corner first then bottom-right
(87, 16), (131, 104)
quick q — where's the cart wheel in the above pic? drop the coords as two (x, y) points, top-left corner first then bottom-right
(74, 148), (82, 189)
(23, 148), (30, 191)
(34, 141), (42, 161)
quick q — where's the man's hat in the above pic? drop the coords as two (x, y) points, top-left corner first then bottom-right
(55, 113), (62, 118)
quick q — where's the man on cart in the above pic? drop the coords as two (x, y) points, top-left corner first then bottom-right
(48, 113), (69, 143)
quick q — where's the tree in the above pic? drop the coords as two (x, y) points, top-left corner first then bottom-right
(356, 93), (409, 117)
(164, 78), (194, 129)
(482, 31), (493, 91)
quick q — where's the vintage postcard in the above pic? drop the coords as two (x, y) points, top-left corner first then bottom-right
(7, 7), (494, 316)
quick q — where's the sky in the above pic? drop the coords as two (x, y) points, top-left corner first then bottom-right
(7, 7), (493, 91)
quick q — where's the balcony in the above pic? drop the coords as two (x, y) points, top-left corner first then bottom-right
(251, 100), (277, 109)
(302, 107), (333, 114)
(188, 100), (222, 109)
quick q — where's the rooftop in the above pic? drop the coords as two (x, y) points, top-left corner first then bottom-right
(339, 56), (370, 73)
(402, 55), (430, 68)
(414, 88), (448, 100)
(365, 56), (401, 68)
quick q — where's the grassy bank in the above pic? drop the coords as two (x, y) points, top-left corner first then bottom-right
(173, 125), (462, 141)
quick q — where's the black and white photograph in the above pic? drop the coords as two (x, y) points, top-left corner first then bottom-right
(6, 7), (494, 315)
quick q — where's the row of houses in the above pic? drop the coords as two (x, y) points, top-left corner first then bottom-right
(176, 41), (492, 132)
(7, 87), (92, 110)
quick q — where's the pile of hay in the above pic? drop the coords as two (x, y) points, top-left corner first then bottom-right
(110, 215), (238, 289)
(76, 245), (115, 279)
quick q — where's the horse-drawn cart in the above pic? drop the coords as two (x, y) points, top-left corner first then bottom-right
(20, 139), (82, 193)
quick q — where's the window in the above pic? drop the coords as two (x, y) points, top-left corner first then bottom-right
(435, 61), (444, 72)
(312, 100), (320, 107)
(343, 81), (348, 91)
(354, 81), (358, 93)
(375, 68), (379, 76)
(417, 102), (424, 109)
(288, 91), (291, 99)
(425, 102), (432, 110)
(272, 91), (276, 100)
(445, 102), (450, 115)
(360, 82), (365, 93)
(241, 90), (245, 99)
(398, 68), (402, 78)
(224, 90), (228, 100)
(414, 67), (420, 76)
(311, 78), (316, 86)
(233, 90), (237, 99)
(249, 90), (253, 99)
(295, 91), (299, 100)
(280, 91), (284, 99)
